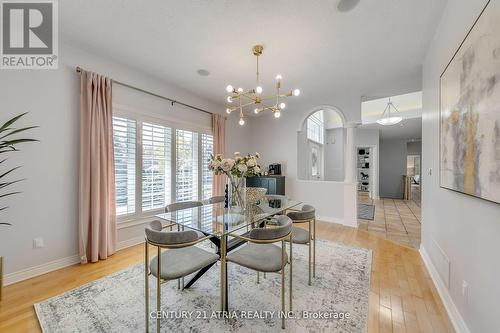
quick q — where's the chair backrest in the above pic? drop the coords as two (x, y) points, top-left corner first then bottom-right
(145, 220), (199, 247)
(287, 204), (316, 221)
(249, 215), (292, 241)
(207, 196), (225, 204)
(165, 200), (203, 213)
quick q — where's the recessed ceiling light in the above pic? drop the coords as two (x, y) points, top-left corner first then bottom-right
(337, 0), (360, 12)
(197, 69), (210, 76)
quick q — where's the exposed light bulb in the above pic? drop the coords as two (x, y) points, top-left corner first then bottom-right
(226, 108), (231, 114)
(239, 118), (245, 126)
(279, 102), (286, 109)
(237, 87), (243, 93)
(293, 89), (301, 96)
(274, 111), (281, 118)
(255, 86), (263, 94)
(275, 74), (282, 81)
(227, 96), (233, 103)
(254, 108), (259, 114)
(226, 85), (233, 93)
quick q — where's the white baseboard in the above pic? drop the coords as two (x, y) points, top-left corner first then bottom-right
(316, 215), (347, 226)
(4, 237), (145, 286)
(117, 236), (145, 251)
(4, 254), (80, 286)
(420, 245), (470, 333)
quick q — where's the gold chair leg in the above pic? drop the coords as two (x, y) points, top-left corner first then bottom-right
(281, 240), (286, 329)
(145, 242), (149, 332)
(289, 235), (293, 312)
(156, 247), (161, 333)
(308, 220), (312, 286)
(177, 279), (180, 289)
(220, 234), (227, 312)
(313, 218), (316, 278)
(257, 271), (260, 284)
(263, 272), (266, 279)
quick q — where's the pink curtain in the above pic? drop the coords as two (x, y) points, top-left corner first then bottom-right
(78, 70), (117, 264)
(212, 114), (226, 196)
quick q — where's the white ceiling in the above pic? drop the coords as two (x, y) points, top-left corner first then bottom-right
(361, 117), (422, 141)
(361, 91), (422, 124)
(60, 0), (446, 112)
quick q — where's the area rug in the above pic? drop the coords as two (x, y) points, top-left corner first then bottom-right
(358, 204), (375, 220)
(35, 240), (372, 333)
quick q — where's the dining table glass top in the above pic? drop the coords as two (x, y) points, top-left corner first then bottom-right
(155, 195), (302, 237)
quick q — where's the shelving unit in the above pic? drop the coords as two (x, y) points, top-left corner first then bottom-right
(357, 147), (371, 193)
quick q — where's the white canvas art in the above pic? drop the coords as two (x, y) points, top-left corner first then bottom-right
(440, 0), (500, 204)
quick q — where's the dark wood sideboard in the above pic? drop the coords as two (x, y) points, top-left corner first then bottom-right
(246, 175), (285, 195)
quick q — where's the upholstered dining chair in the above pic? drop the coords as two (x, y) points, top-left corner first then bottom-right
(286, 204), (316, 286)
(225, 215), (293, 329)
(164, 200), (204, 289)
(144, 220), (218, 333)
(204, 195), (225, 204)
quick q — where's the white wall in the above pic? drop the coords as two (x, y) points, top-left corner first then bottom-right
(324, 128), (345, 181)
(0, 42), (235, 281)
(421, 0), (500, 332)
(379, 139), (408, 199)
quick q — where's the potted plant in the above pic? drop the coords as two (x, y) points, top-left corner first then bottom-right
(0, 113), (37, 300)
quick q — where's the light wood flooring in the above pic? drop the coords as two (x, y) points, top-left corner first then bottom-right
(0, 221), (453, 333)
(358, 191), (422, 249)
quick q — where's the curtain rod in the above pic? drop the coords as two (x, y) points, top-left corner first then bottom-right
(75, 66), (214, 116)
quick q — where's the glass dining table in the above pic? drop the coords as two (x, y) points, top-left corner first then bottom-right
(155, 195), (302, 311)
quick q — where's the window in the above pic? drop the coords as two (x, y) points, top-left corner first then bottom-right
(201, 134), (213, 200)
(307, 110), (324, 144)
(142, 123), (172, 211)
(176, 129), (199, 202)
(113, 117), (136, 216)
(112, 113), (213, 222)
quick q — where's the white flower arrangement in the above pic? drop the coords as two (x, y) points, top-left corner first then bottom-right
(208, 152), (261, 178)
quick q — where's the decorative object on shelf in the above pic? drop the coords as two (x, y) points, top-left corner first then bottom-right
(376, 97), (403, 125)
(440, 0), (500, 204)
(0, 112), (38, 300)
(208, 152), (261, 211)
(225, 45), (300, 125)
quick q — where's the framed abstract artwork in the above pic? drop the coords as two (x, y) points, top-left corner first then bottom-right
(440, 0), (500, 204)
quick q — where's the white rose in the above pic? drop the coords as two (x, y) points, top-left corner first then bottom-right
(255, 152), (260, 159)
(237, 164), (248, 173)
(220, 159), (235, 172)
(246, 159), (256, 167)
(254, 166), (261, 174)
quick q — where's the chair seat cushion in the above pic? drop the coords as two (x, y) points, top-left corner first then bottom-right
(227, 243), (287, 273)
(291, 226), (310, 244)
(150, 246), (219, 280)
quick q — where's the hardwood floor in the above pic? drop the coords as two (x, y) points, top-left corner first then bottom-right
(0, 221), (454, 333)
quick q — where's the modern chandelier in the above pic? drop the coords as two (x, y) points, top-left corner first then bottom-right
(376, 97), (403, 125)
(225, 45), (300, 126)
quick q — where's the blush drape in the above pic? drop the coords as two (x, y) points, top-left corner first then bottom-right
(212, 114), (226, 196)
(78, 70), (117, 264)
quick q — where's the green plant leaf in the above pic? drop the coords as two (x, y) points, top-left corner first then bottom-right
(0, 206), (8, 212)
(0, 179), (23, 189)
(0, 112), (28, 131)
(0, 126), (38, 140)
(0, 192), (21, 199)
(0, 166), (21, 180)
(0, 138), (38, 146)
(0, 223), (12, 226)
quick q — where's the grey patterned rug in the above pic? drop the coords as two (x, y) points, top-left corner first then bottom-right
(35, 240), (372, 333)
(358, 204), (375, 220)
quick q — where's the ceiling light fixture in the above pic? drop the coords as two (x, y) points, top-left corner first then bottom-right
(376, 97), (403, 125)
(225, 45), (300, 124)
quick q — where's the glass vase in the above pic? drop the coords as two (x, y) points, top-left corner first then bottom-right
(227, 175), (246, 211)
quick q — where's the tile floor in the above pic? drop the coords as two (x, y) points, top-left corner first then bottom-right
(358, 189), (421, 249)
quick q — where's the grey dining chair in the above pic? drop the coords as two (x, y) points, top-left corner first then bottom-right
(204, 195), (225, 204)
(144, 220), (218, 333)
(164, 200), (205, 289)
(225, 215), (293, 329)
(286, 204), (316, 286)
